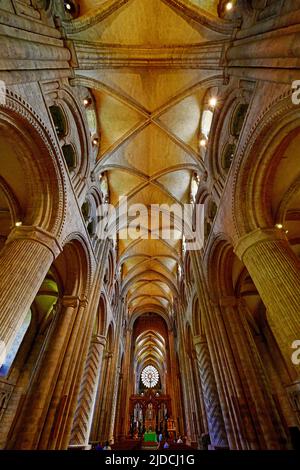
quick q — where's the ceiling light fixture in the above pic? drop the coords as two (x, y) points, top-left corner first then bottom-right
(209, 97), (217, 108)
(15, 221), (22, 227)
(226, 2), (233, 11)
(200, 138), (207, 147)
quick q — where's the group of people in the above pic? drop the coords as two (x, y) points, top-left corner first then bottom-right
(94, 440), (112, 451)
(157, 433), (185, 449)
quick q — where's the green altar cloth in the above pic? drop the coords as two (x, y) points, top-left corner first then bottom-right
(144, 432), (157, 442)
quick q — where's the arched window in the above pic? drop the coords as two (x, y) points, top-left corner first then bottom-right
(81, 200), (90, 222)
(86, 108), (97, 137)
(222, 143), (236, 172)
(87, 220), (95, 237)
(49, 105), (67, 139)
(231, 103), (248, 138)
(209, 200), (217, 220)
(191, 173), (200, 203)
(64, 0), (80, 18)
(0, 311), (31, 377)
(62, 144), (76, 171)
(141, 365), (160, 389)
(201, 109), (214, 139)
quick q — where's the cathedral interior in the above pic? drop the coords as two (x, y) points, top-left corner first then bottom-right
(0, 0), (300, 451)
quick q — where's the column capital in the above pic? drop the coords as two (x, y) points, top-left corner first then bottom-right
(234, 227), (287, 260)
(79, 296), (89, 308)
(92, 334), (106, 347)
(193, 334), (207, 347)
(6, 225), (62, 259)
(62, 296), (80, 309)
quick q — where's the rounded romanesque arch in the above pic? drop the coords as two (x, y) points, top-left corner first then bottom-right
(56, 232), (93, 298)
(232, 92), (300, 238)
(95, 294), (107, 337)
(0, 91), (66, 237)
(192, 296), (203, 338)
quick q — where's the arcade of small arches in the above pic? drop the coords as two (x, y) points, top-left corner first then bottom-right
(0, 0), (300, 452)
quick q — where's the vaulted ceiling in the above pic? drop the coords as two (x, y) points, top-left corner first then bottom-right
(66, 0), (234, 326)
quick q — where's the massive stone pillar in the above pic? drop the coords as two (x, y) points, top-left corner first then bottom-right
(39, 298), (90, 450)
(220, 297), (288, 450)
(95, 350), (114, 441)
(0, 226), (60, 358)
(11, 295), (80, 449)
(190, 251), (241, 449)
(59, 241), (111, 450)
(168, 330), (181, 434)
(70, 334), (106, 447)
(235, 228), (300, 381)
(117, 328), (132, 440)
(108, 360), (122, 443)
(194, 335), (228, 449)
(190, 348), (208, 442)
(176, 305), (195, 443)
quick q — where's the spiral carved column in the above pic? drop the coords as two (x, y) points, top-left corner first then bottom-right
(194, 335), (228, 449)
(70, 334), (106, 447)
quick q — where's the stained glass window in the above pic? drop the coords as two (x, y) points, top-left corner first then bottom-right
(141, 365), (159, 388)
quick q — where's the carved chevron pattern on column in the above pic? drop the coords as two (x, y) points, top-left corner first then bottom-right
(71, 340), (103, 445)
(196, 340), (228, 448)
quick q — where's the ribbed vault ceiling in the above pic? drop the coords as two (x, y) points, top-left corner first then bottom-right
(69, 0), (231, 328)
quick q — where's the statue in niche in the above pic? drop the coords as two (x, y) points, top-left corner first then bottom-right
(146, 403), (153, 420)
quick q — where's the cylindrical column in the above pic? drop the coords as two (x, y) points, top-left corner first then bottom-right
(60, 240), (110, 449)
(70, 334), (106, 447)
(167, 330), (179, 426)
(39, 298), (88, 449)
(194, 335), (228, 449)
(96, 351), (113, 440)
(235, 228), (300, 380)
(0, 226), (59, 355)
(108, 360), (122, 443)
(12, 295), (79, 449)
(176, 305), (194, 443)
(190, 250), (244, 449)
(221, 298), (288, 449)
(118, 328), (132, 440)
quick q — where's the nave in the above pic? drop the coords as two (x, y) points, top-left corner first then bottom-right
(0, 0), (300, 451)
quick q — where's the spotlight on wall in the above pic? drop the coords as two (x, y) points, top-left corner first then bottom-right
(65, 2), (72, 11)
(209, 97), (217, 108)
(92, 137), (99, 146)
(275, 223), (283, 229)
(83, 98), (91, 107)
(15, 221), (22, 227)
(226, 2), (233, 11)
(199, 138), (207, 148)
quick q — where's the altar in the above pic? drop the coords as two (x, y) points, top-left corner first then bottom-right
(129, 390), (173, 439)
(144, 431), (157, 443)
